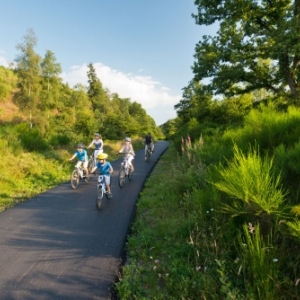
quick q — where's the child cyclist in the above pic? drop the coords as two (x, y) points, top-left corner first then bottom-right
(68, 143), (89, 180)
(117, 137), (135, 173)
(91, 153), (113, 196)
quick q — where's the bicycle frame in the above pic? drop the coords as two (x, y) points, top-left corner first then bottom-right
(145, 145), (152, 162)
(118, 156), (132, 188)
(96, 175), (112, 210)
(88, 151), (96, 173)
(70, 164), (88, 189)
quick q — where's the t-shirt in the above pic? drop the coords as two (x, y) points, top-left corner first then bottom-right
(92, 139), (103, 150)
(145, 135), (152, 144)
(96, 161), (112, 175)
(75, 149), (88, 161)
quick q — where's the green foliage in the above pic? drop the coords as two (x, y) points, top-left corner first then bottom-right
(192, 0), (300, 99)
(213, 144), (287, 218)
(238, 223), (278, 299)
(20, 127), (50, 151)
(0, 66), (17, 100)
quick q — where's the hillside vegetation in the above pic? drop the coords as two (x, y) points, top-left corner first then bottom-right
(116, 104), (300, 299)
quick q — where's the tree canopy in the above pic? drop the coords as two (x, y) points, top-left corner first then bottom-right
(192, 0), (300, 100)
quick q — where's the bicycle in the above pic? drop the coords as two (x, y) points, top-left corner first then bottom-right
(117, 152), (133, 188)
(70, 162), (89, 189)
(88, 151), (96, 173)
(96, 174), (112, 210)
(145, 144), (152, 162)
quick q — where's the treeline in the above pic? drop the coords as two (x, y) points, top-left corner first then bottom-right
(0, 29), (164, 152)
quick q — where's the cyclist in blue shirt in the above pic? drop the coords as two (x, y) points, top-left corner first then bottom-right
(68, 143), (89, 179)
(91, 153), (113, 195)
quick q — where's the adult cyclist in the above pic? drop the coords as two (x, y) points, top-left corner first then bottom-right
(144, 132), (154, 160)
(87, 133), (103, 165)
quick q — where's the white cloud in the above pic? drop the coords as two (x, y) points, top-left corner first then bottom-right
(61, 63), (179, 125)
(0, 53), (9, 67)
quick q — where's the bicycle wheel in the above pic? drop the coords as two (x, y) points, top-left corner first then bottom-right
(71, 169), (79, 189)
(146, 150), (151, 162)
(118, 168), (126, 188)
(88, 156), (95, 173)
(96, 185), (103, 210)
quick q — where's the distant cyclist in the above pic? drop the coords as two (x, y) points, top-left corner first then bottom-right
(144, 132), (154, 160)
(117, 137), (135, 173)
(87, 133), (103, 165)
(68, 143), (89, 180)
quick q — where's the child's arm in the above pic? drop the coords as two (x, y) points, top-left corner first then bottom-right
(91, 166), (97, 174)
(117, 146), (124, 154)
(69, 153), (77, 161)
(87, 140), (94, 149)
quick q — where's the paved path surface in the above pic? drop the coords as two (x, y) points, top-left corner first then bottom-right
(0, 141), (169, 300)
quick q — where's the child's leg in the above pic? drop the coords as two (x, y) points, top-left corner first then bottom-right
(83, 161), (89, 175)
(105, 175), (111, 193)
(128, 157), (134, 172)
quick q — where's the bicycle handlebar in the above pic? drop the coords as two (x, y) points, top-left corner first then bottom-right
(117, 152), (134, 155)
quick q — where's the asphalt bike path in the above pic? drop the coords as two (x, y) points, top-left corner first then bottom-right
(0, 140), (170, 300)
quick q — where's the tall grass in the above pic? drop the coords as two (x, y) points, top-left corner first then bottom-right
(213, 144), (288, 222)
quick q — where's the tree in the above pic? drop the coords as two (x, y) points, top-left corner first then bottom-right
(87, 63), (110, 112)
(175, 81), (213, 123)
(14, 28), (41, 114)
(40, 50), (62, 110)
(192, 0), (300, 101)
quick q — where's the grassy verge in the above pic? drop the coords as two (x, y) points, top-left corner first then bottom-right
(115, 139), (294, 299)
(114, 144), (212, 299)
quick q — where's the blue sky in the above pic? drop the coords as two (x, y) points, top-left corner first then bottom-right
(0, 0), (217, 125)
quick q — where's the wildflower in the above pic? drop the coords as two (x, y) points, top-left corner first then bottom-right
(154, 259), (159, 264)
(210, 208), (214, 211)
(248, 223), (255, 234)
(153, 266), (157, 270)
(165, 273), (169, 276)
(238, 265), (242, 276)
(234, 258), (240, 264)
(206, 211), (209, 214)
(295, 279), (300, 286)
(273, 258), (278, 262)
(196, 266), (201, 271)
